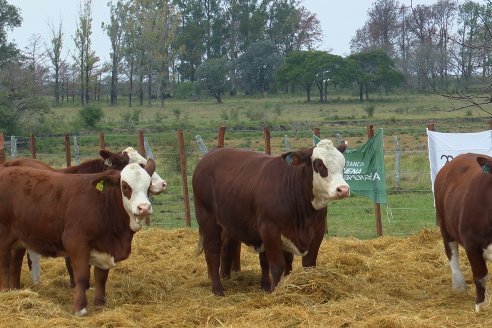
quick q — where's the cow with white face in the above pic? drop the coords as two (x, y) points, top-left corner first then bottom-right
(0, 159), (156, 315)
(193, 139), (349, 296)
(123, 147), (167, 195)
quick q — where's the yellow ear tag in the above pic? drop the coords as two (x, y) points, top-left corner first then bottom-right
(96, 180), (104, 192)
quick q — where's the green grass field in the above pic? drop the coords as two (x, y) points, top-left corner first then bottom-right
(8, 92), (491, 239)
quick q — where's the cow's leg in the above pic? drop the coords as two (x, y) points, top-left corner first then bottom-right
(9, 247), (26, 288)
(260, 225), (285, 292)
(465, 246), (489, 312)
(231, 244), (241, 272)
(283, 252), (293, 276)
(439, 224), (466, 291)
(202, 225), (224, 296)
(69, 255), (91, 316)
(301, 221), (325, 268)
(93, 267), (109, 307)
(65, 257), (76, 288)
(220, 233), (240, 279)
(446, 241), (466, 290)
(27, 249), (41, 284)
(259, 252), (271, 291)
(0, 235), (16, 289)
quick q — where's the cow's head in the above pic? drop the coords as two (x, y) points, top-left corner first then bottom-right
(122, 147), (167, 195)
(99, 149), (130, 170)
(283, 139), (350, 209)
(92, 159), (156, 232)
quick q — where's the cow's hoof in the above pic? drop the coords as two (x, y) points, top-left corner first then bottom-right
(94, 297), (106, 306)
(74, 308), (88, 316)
(212, 287), (225, 296)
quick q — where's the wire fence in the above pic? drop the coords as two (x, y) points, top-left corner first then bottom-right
(1, 123), (488, 239)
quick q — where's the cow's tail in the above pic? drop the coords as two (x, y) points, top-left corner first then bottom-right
(195, 233), (204, 256)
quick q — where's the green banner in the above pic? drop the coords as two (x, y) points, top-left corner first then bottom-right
(314, 129), (387, 204)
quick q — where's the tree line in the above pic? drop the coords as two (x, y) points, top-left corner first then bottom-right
(1, 0), (491, 135)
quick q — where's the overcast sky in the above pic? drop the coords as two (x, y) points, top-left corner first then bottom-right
(7, 0), (482, 63)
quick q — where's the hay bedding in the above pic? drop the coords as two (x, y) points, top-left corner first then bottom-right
(0, 228), (490, 327)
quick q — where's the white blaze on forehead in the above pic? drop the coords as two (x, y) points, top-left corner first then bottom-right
(120, 163), (153, 232)
(123, 147), (167, 195)
(311, 139), (349, 209)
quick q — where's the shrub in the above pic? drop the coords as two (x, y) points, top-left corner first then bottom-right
(364, 104), (376, 117)
(79, 105), (104, 128)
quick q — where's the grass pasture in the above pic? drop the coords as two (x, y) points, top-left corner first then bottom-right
(6, 93), (491, 238)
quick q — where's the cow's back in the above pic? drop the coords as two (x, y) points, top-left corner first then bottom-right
(435, 153), (492, 244)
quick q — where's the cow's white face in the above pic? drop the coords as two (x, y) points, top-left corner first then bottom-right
(120, 163), (153, 231)
(311, 139), (350, 209)
(123, 147), (167, 195)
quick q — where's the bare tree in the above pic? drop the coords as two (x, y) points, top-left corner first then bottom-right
(46, 19), (63, 104)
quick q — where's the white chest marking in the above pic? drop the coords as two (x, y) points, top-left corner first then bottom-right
(281, 235), (308, 257)
(89, 249), (116, 269)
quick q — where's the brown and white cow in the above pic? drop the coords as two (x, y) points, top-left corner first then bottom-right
(0, 160), (155, 315)
(4, 147), (167, 285)
(434, 152), (492, 312)
(192, 139), (349, 296)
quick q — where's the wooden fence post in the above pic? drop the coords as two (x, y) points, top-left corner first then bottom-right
(99, 131), (105, 150)
(489, 119), (492, 129)
(427, 123), (435, 131)
(0, 132), (5, 165)
(264, 127), (271, 155)
(368, 125), (383, 237)
(30, 134), (36, 159)
(64, 134), (71, 167)
(137, 130), (145, 157)
(177, 129), (191, 227)
(218, 126), (226, 148)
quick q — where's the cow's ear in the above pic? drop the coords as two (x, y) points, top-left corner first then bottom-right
(144, 158), (156, 176)
(477, 156), (492, 174)
(288, 151), (310, 166)
(91, 173), (120, 192)
(337, 141), (348, 154)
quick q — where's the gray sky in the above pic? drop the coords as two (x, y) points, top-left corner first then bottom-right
(7, 0), (475, 63)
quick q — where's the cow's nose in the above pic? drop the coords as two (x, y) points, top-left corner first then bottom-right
(336, 186), (350, 198)
(137, 203), (152, 216)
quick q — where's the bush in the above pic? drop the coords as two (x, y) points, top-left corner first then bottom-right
(79, 105), (104, 128)
(364, 104), (376, 117)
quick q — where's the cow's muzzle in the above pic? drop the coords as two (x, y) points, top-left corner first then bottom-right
(336, 185), (350, 198)
(135, 203), (152, 217)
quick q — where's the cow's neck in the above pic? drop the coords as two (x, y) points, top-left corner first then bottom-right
(98, 189), (136, 262)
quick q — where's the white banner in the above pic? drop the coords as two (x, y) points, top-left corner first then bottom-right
(427, 129), (492, 193)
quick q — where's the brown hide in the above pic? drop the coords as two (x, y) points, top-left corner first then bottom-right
(2, 149), (132, 287)
(434, 152), (492, 309)
(192, 147), (328, 296)
(0, 167), (134, 314)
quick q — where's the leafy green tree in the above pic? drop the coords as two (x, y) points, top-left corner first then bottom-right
(236, 40), (283, 96)
(0, 63), (49, 134)
(103, 0), (127, 106)
(0, 0), (21, 67)
(349, 49), (403, 102)
(196, 56), (230, 104)
(174, 0), (206, 82)
(276, 50), (321, 102)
